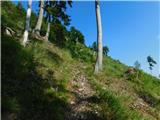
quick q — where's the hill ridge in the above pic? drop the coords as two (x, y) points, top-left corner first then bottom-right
(2, 1), (160, 120)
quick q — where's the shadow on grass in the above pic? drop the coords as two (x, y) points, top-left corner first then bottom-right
(136, 91), (160, 108)
(1, 34), (68, 120)
(1, 34), (106, 120)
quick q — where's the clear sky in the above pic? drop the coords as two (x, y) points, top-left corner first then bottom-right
(12, 1), (159, 77)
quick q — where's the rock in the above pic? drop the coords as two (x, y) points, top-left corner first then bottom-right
(70, 101), (75, 105)
(5, 27), (15, 36)
(78, 88), (83, 92)
(125, 67), (136, 75)
(81, 82), (84, 86)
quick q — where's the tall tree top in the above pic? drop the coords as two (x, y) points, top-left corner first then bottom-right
(44, 0), (72, 26)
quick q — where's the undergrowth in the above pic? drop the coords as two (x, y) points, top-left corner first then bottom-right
(2, 1), (160, 120)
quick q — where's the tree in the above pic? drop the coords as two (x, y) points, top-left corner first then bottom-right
(44, 21), (51, 41)
(91, 41), (97, 52)
(134, 60), (141, 69)
(147, 56), (157, 74)
(91, 42), (109, 56)
(17, 1), (23, 10)
(94, 0), (103, 73)
(53, 23), (68, 46)
(43, 0), (72, 41)
(68, 26), (85, 44)
(22, 0), (32, 46)
(33, 0), (44, 35)
(103, 46), (109, 56)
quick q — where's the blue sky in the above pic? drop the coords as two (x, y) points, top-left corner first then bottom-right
(12, 1), (159, 77)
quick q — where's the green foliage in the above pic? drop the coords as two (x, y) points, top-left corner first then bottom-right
(1, 34), (71, 120)
(91, 41), (109, 56)
(1, 1), (37, 35)
(44, 0), (72, 26)
(147, 56), (157, 71)
(127, 71), (138, 81)
(2, 34), (32, 113)
(2, 98), (20, 113)
(103, 45), (109, 56)
(2, 1), (160, 120)
(68, 42), (94, 62)
(103, 56), (127, 77)
(88, 77), (143, 120)
(68, 26), (85, 44)
(49, 25), (85, 48)
(135, 71), (160, 99)
(50, 23), (68, 47)
(16, 1), (23, 11)
(91, 41), (97, 51)
(98, 91), (129, 120)
(1, 1), (25, 32)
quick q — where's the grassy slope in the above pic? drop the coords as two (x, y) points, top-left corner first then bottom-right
(2, 1), (160, 120)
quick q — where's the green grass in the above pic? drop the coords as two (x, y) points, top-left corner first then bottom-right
(85, 75), (146, 120)
(82, 55), (160, 120)
(2, 1), (160, 120)
(1, 34), (73, 120)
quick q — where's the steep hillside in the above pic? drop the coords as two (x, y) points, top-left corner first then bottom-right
(1, 1), (160, 120)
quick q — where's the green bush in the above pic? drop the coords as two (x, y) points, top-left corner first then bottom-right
(68, 43), (94, 62)
(2, 98), (20, 112)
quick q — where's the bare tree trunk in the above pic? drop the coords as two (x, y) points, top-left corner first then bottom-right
(44, 22), (50, 41)
(33, 0), (44, 35)
(22, 0), (32, 46)
(94, 0), (103, 73)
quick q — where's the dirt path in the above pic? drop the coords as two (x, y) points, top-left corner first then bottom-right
(65, 69), (102, 120)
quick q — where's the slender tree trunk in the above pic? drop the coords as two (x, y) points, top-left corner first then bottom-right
(22, 0), (32, 46)
(94, 0), (103, 73)
(44, 22), (50, 41)
(33, 0), (44, 35)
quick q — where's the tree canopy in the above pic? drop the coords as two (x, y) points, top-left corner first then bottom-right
(147, 55), (157, 71)
(44, 0), (72, 25)
(68, 26), (85, 44)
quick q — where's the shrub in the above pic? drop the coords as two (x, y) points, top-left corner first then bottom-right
(68, 42), (94, 62)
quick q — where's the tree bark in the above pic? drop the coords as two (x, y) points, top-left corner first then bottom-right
(22, 0), (32, 46)
(44, 22), (50, 41)
(33, 0), (44, 35)
(94, 0), (103, 73)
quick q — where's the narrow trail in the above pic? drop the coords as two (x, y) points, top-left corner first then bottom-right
(65, 69), (102, 120)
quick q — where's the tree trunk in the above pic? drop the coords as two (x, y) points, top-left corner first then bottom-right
(22, 0), (32, 46)
(44, 22), (50, 41)
(94, 0), (103, 73)
(33, 0), (44, 35)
